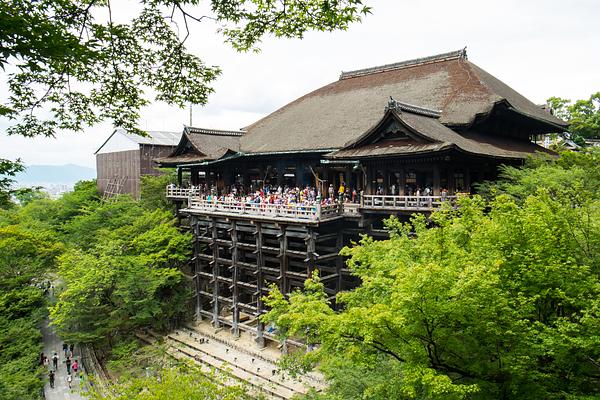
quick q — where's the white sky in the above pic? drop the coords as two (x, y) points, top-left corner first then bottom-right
(1, 0), (598, 168)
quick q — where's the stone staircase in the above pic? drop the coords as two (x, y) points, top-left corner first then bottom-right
(138, 323), (326, 399)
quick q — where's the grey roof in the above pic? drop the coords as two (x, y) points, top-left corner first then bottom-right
(155, 126), (244, 166)
(240, 50), (567, 154)
(94, 129), (181, 154)
(119, 129), (181, 146)
(328, 108), (555, 160)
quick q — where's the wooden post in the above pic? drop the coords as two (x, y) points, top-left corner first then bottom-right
(254, 222), (265, 348)
(193, 217), (202, 320)
(433, 164), (441, 196)
(278, 225), (288, 294)
(335, 229), (344, 297)
(399, 167), (406, 195)
(230, 220), (240, 338)
(305, 228), (316, 276)
(211, 218), (220, 328)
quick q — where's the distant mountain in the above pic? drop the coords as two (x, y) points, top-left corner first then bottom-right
(15, 164), (96, 185)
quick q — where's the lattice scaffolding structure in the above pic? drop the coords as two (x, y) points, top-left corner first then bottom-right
(102, 176), (128, 200)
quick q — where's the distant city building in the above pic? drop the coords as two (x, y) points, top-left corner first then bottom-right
(95, 129), (182, 198)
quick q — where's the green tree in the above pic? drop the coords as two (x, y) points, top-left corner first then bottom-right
(0, 226), (62, 400)
(547, 92), (600, 141)
(0, 158), (25, 209)
(140, 171), (177, 211)
(1, 0), (371, 138)
(263, 151), (600, 399)
(88, 364), (251, 400)
(50, 205), (191, 345)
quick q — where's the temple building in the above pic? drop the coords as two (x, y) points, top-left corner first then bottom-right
(158, 49), (567, 347)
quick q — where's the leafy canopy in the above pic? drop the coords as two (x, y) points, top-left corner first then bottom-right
(263, 149), (600, 399)
(1, 0), (371, 137)
(547, 92), (600, 141)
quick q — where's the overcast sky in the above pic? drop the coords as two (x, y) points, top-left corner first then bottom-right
(1, 0), (598, 168)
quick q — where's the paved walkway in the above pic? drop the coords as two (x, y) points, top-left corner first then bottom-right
(41, 318), (86, 400)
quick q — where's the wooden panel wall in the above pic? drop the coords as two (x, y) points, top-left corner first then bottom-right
(96, 150), (141, 198)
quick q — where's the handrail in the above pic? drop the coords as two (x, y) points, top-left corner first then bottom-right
(165, 186), (202, 198)
(361, 194), (457, 210)
(186, 198), (343, 221)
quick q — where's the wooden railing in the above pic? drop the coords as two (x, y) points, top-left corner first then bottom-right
(186, 198), (343, 221)
(361, 194), (457, 211)
(165, 186), (202, 199)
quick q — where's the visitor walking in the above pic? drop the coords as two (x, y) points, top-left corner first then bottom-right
(52, 352), (58, 369)
(69, 343), (74, 357)
(66, 374), (72, 389)
(62, 343), (68, 357)
(66, 356), (72, 374)
(48, 370), (55, 389)
(72, 359), (79, 376)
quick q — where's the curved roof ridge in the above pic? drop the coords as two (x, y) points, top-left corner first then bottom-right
(386, 97), (442, 118)
(185, 126), (245, 136)
(339, 48), (467, 80)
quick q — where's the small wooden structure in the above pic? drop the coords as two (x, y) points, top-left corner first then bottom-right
(95, 129), (181, 198)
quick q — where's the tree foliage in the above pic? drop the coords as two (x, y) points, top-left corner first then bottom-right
(263, 150), (600, 399)
(46, 181), (192, 345)
(1, 0), (371, 137)
(548, 92), (600, 141)
(0, 225), (62, 400)
(0, 158), (25, 209)
(89, 363), (251, 400)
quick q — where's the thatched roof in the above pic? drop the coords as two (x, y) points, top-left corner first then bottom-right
(155, 126), (244, 166)
(327, 100), (555, 160)
(240, 49), (566, 154)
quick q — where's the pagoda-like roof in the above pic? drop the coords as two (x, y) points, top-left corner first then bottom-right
(240, 49), (567, 154)
(327, 99), (555, 160)
(155, 126), (244, 166)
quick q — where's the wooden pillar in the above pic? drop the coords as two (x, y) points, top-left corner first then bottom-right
(278, 225), (289, 294)
(253, 222), (265, 348)
(177, 167), (183, 186)
(229, 220), (240, 338)
(399, 167), (406, 195)
(433, 164), (441, 196)
(465, 167), (471, 193)
(365, 166), (373, 194)
(305, 228), (316, 276)
(335, 229), (344, 297)
(193, 217), (202, 320)
(211, 218), (220, 328)
(383, 167), (390, 194)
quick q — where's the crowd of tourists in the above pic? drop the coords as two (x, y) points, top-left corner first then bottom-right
(172, 182), (361, 206)
(42, 342), (81, 390)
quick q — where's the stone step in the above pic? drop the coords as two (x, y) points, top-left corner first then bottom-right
(168, 331), (309, 395)
(138, 331), (296, 399)
(183, 323), (326, 389)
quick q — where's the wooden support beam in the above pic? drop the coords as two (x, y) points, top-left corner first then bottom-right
(336, 230), (344, 297)
(211, 218), (220, 328)
(253, 222), (265, 348)
(305, 228), (316, 276)
(230, 220), (240, 337)
(193, 216), (202, 320)
(279, 225), (289, 294)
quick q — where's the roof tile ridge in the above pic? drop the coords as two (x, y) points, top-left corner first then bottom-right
(386, 97), (442, 118)
(185, 126), (246, 136)
(339, 48), (467, 80)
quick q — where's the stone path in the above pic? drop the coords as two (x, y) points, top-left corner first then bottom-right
(41, 318), (86, 400)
